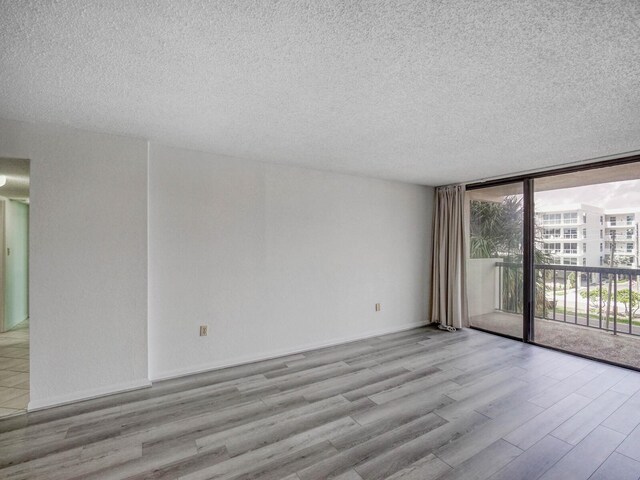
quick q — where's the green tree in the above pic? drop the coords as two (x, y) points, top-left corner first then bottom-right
(580, 287), (639, 323)
(617, 289), (640, 317)
(470, 196), (551, 315)
(470, 196), (522, 260)
(580, 288), (608, 316)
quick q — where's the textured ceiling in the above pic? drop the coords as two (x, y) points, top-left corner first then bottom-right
(1, 1), (639, 186)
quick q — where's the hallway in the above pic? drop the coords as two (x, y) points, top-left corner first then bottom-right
(0, 319), (29, 417)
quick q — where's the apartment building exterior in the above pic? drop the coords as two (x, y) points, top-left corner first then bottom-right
(604, 208), (640, 267)
(536, 204), (640, 268)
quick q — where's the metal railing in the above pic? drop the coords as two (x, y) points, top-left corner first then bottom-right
(496, 262), (640, 336)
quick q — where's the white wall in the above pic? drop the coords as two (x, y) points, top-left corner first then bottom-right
(0, 118), (149, 409)
(0, 116), (434, 408)
(149, 144), (433, 380)
(467, 258), (500, 319)
(4, 199), (29, 330)
(583, 205), (603, 267)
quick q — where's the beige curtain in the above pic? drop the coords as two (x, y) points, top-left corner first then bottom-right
(431, 184), (469, 330)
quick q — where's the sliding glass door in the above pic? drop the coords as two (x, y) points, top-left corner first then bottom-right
(532, 163), (640, 368)
(466, 159), (640, 369)
(467, 182), (524, 339)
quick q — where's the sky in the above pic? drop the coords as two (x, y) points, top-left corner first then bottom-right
(535, 179), (640, 211)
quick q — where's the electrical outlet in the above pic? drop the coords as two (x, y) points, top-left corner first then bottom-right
(199, 325), (208, 336)
(375, 303), (381, 312)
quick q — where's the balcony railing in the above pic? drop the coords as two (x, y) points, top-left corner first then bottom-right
(605, 237), (635, 242)
(607, 223), (635, 228)
(496, 262), (640, 336)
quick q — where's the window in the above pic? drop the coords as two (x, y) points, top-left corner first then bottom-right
(627, 228), (634, 239)
(563, 228), (577, 239)
(543, 228), (561, 239)
(542, 213), (562, 225)
(628, 243), (634, 252)
(543, 243), (561, 253)
(471, 159), (640, 367)
(627, 215), (634, 225)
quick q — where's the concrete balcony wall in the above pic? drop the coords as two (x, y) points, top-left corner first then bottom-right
(467, 258), (502, 319)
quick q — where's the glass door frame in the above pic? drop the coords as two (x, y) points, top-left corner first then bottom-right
(466, 153), (640, 350)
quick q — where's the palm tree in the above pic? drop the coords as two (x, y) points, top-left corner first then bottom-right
(470, 196), (551, 314)
(470, 196), (523, 260)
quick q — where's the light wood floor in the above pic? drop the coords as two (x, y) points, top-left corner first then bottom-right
(2, 326), (640, 479)
(0, 319), (29, 417)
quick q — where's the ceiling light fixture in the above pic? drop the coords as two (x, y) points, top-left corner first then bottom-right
(0, 175), (6, 187)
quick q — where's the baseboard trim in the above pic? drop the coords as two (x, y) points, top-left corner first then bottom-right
(151, 322), (427, 381)
(27, 378), (152, 412)
(27, 323), (428, 410)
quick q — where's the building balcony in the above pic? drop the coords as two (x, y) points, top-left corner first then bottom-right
(605, 236), (635, 241)
(468, 259), (640, 368)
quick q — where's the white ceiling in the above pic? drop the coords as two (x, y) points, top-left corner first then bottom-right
(1, 1), (639, 186)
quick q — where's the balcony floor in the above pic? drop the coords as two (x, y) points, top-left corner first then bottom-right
(471, 312), (640, 369)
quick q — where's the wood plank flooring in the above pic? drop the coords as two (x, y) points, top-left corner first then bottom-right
(2, 326), (640, 479)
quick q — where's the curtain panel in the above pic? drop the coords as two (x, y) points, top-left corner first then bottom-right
(431, 184), (469, 329)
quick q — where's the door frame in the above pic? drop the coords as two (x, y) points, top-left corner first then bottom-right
(0, 199), (5, 333)
(466, 153), (640, 351)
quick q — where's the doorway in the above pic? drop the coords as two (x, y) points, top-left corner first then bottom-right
(467, 182), (525, 339)
(533, 162), (640, 368)
(0, 158), (30, 417)
(466, 157), (640, 370)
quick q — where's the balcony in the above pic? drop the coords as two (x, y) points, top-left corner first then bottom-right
(605, 236), (635, 241)
(468, 259), (640, 368)
(603, 251), (635, 257)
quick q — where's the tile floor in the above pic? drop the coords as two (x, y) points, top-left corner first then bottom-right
(0, 318), (29, 417)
